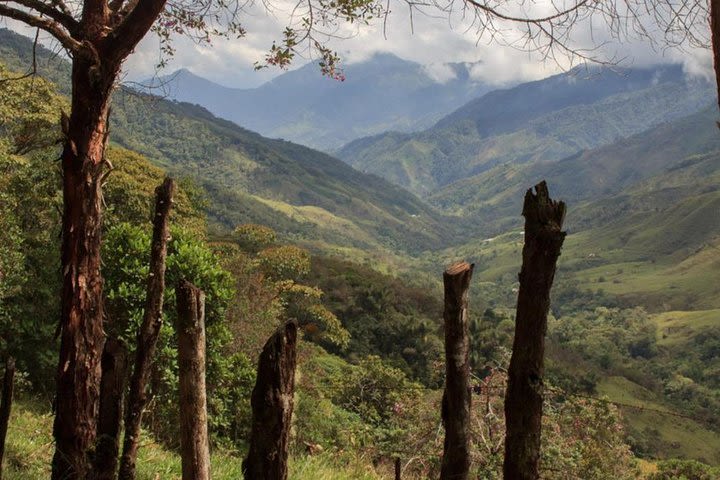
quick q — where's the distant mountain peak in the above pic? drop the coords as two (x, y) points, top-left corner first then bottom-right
(124, 49), (493, 151)
(358, 51), (415, 65)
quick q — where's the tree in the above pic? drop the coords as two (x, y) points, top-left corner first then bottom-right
(503, 182), (566, 480)
(0, 2), (176, 476)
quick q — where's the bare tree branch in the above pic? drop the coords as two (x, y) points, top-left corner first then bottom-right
(0, 27), (38, 84)
(0, 4), (81, 52)
(1, 0), (78, 30)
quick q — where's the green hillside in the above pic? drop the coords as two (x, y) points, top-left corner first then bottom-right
(339, 66), (713, 197)
(430, 108), (720, 234)
(109, 89), (457, 254)
(0, 28), (456, 256)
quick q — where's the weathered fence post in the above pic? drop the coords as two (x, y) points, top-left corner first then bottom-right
(503, 181), (566, 480)
(0, 358), (15, 480)
(176, 280), (210, 480)
(440, 261), (474, 480)
(119, 177), (175, 480)
(394, 457), (401, 480)
(91, 339), (128, 480)
(243, 320), (298, 480)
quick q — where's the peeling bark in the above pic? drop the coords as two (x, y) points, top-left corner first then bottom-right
(52, 55), (120, 480)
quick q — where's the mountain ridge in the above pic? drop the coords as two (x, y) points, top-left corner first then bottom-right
(141, 52), (494, 150)
(0, 28), (457, 256)
(338, 64), (714, 197)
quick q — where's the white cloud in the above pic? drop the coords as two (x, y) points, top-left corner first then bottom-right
(4, 0), (714, 89)
(423, 62), (457, 83)
(671, 48), (714, 81)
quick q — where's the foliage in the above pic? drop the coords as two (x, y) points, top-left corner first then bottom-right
(648, 459), (720, 480)
(0, 145), (27, 353)
(102, 222), (256, 447)
(232, 223), (276, 253)
(257, 245), (311, 282)
(104, 146), (207, 232)
(469, 308), (515, 373)
(0, 62), (66, 155)
(551, 307), (657, 368)
(307, 256), (444, 385)
(223, 227), (350, 350)
(0, 146), (61, 392)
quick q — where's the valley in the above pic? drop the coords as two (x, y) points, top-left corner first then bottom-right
(1, 24), (719, 478)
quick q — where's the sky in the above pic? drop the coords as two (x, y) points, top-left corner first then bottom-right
(4, 0), (714, 89)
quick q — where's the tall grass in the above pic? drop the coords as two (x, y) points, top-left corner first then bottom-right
(2, 398), (382, 479)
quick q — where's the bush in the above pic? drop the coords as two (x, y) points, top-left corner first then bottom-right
(649, 459), (720, 480)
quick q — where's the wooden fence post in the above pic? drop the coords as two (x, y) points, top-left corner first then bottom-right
(119, 177), (175, 480)
(91, 339), (128, 480)
(440, 261), (474, 480)
(243, 320), (298, 480)
(394, 457), (401, 480)
(176, 280), (210, 480)
(503, 181), (566, 480)
(0, 358), (15, 480)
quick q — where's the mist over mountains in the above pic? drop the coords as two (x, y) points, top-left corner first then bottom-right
(339, 64), (715, 197)
(143, 54), (494, 151)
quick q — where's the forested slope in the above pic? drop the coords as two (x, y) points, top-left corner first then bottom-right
(339, 65), (713, 196)
(0, 28), (456, 255)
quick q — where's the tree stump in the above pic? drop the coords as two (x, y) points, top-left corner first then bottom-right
(119, 177), (175, 480)
(243, 320), (298, 480)
(440, 261), (474, 480)
(176, 280), (210, 480)
(503, 181), (566, 480)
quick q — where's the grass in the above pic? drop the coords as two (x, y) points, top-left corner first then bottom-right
(1, 398), (382, 480)
(561, 230), (720, 311)
(597, 377), (720, 465)
(652, 309), (720, 347)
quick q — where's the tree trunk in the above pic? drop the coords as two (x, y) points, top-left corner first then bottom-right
(91, 338), (128, 480)
(440, 261), (474, 480)
(709, 0), (720, 126)
(176, 280), (210, 480)
(503, 181), (566, 480)
(243, 320), (298, 480)
(119, 178), (175, 480)
(52, 55), (122, 480)
(0, 358), (15, 480)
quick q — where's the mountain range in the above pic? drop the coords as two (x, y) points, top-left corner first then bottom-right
(0, 28), (456, 257)
(339, 65), (714, 197)
(142, 55), (493, 151)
